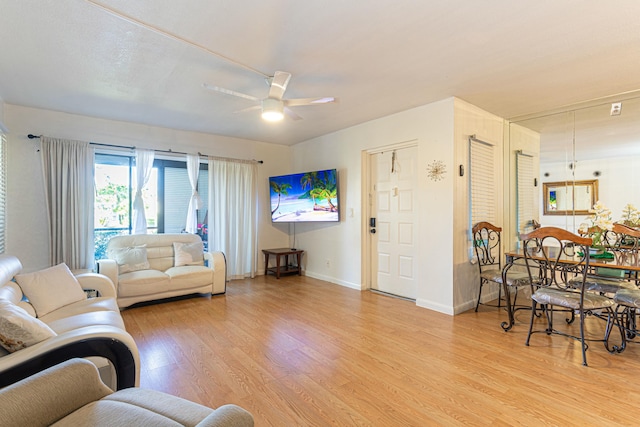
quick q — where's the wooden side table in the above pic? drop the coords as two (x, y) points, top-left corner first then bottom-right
(262, 248), (304, 279)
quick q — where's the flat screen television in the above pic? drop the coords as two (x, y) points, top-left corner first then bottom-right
(269, 168), (339, 223)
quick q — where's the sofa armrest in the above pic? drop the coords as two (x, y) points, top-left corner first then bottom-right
(0, 358), (113, 427)
(196, 404), (254, 427)
(204, 251), (226, 294)
(96, 259), (119, 288)
(75, 273), (117, 298)
(0, 325), (140, 390)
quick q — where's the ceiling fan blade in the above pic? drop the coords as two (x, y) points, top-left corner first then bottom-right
(202, 83), (259, 102)
(284, 97), (338, 107)
(233, 105), (262, 114)
(268, 71), (291, 100)
(284, 107), (303, 121)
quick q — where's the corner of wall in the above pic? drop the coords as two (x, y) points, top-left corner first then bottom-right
(0, 98), (8, 133)
(452, 100), (507, 312)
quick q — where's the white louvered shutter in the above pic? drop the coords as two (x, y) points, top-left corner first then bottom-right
(469, 138), (496, 226)
(0, 133), (6, 254)
(516, 151), (535, 235)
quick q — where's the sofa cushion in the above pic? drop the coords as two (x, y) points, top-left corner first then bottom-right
(37, 297), (120, 323)
(105, 388), (214, 426)
(145, 245), (175, 272)
(106, 234), (205, 272)
(0, 300), (56, 352)
(57, 400), (184, 426)
(45, 310), (126, 334)
(108, 245), (150, 274)
(173, 241), (204, 267)
(15, 263), (87, 317)
(165, 266), (213, 290)
(117, 270), (171, 298)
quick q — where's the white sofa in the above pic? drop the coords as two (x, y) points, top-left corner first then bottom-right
(0, 255), (140, 391)
(97, 233), (226, 309)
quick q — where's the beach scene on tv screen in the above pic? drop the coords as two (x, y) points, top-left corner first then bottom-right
(270, 169), (339, 222)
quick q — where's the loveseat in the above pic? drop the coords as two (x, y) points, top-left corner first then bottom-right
(97, 233), (226, 309)
(0, 358), (254, 427)
(0, 255), (139, 391)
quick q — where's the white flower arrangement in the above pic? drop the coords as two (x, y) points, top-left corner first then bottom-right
(620, 203), (640, 227)
(578, 201), (613, 245)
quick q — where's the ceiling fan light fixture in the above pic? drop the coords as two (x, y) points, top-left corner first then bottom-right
(261, 98), (284, 122)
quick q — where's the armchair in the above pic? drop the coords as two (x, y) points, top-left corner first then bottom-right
(0, 255), (139, 390)
(0, 358), (254, 427)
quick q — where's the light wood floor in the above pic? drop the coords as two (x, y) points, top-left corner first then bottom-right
(121, 275), (640, 426)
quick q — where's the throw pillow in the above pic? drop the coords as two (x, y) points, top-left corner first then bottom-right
(174, 241), (204, 267)
(0, 300), (57, 352)
(107, 245), (150, 274)
(15, 263), (87, 318)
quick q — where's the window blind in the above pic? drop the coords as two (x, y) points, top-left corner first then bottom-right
(516, 151), (535, 235)
(469, 137), (496, 227)
(164, 167), (209, 233)
(0, 133), (5, 254)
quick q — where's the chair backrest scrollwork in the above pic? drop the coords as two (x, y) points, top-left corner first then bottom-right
(520, 226), (592, 290)
(601, 223), (640, 266)
(472, 222), (502, 272)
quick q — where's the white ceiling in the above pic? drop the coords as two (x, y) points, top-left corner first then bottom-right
(1, 1), (640, 146)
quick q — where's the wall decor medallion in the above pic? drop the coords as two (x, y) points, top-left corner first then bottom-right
(427, 160), (446, 181)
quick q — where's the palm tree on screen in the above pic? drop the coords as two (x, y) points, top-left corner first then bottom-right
(300, 172), (319, 205)
(270, 181), (292, 215)
(310, 185), (338, 211)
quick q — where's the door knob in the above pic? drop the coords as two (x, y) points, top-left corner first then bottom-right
(370, 228), (376, 234)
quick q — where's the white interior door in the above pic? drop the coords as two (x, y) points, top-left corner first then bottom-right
(369, 145), (418, 299)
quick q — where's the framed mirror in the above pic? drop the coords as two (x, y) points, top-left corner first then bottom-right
(542, 179), (598, 215)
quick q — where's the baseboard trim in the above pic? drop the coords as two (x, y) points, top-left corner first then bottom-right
(303, 271), (362, 290)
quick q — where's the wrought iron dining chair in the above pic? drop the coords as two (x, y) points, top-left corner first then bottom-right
(613, 288), (640, 348)
(571, 223), (640, 294)
(607, 225), (640, 347)
(472, 222), (531, 312)
(521, 226), (622, 366)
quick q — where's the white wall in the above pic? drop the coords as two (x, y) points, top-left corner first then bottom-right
(290, 97), (505, 314)
(291, 98), (454, 311)
(4, 104), (291, 272)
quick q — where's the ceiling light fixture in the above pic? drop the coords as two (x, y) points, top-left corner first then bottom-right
(261, 98), (284, 122)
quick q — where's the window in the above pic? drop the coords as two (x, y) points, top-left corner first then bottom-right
(94, 154), (207, 260)
(160, 161), (209, 234)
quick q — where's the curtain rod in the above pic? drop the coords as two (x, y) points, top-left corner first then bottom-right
(27, 134), (263, 164)
(468, 134), (494, 147)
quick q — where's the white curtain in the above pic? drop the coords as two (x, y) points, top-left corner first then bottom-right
(132, 149), (154, 234)
(185, 153), (202, 234)
(41, 137), (95, 270)
(208, 158), (258, 279)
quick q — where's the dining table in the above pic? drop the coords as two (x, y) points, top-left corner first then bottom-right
(499, 246), (640, 332)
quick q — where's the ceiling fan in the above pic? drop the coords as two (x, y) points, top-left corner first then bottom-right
(203, 71), (337, 122)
